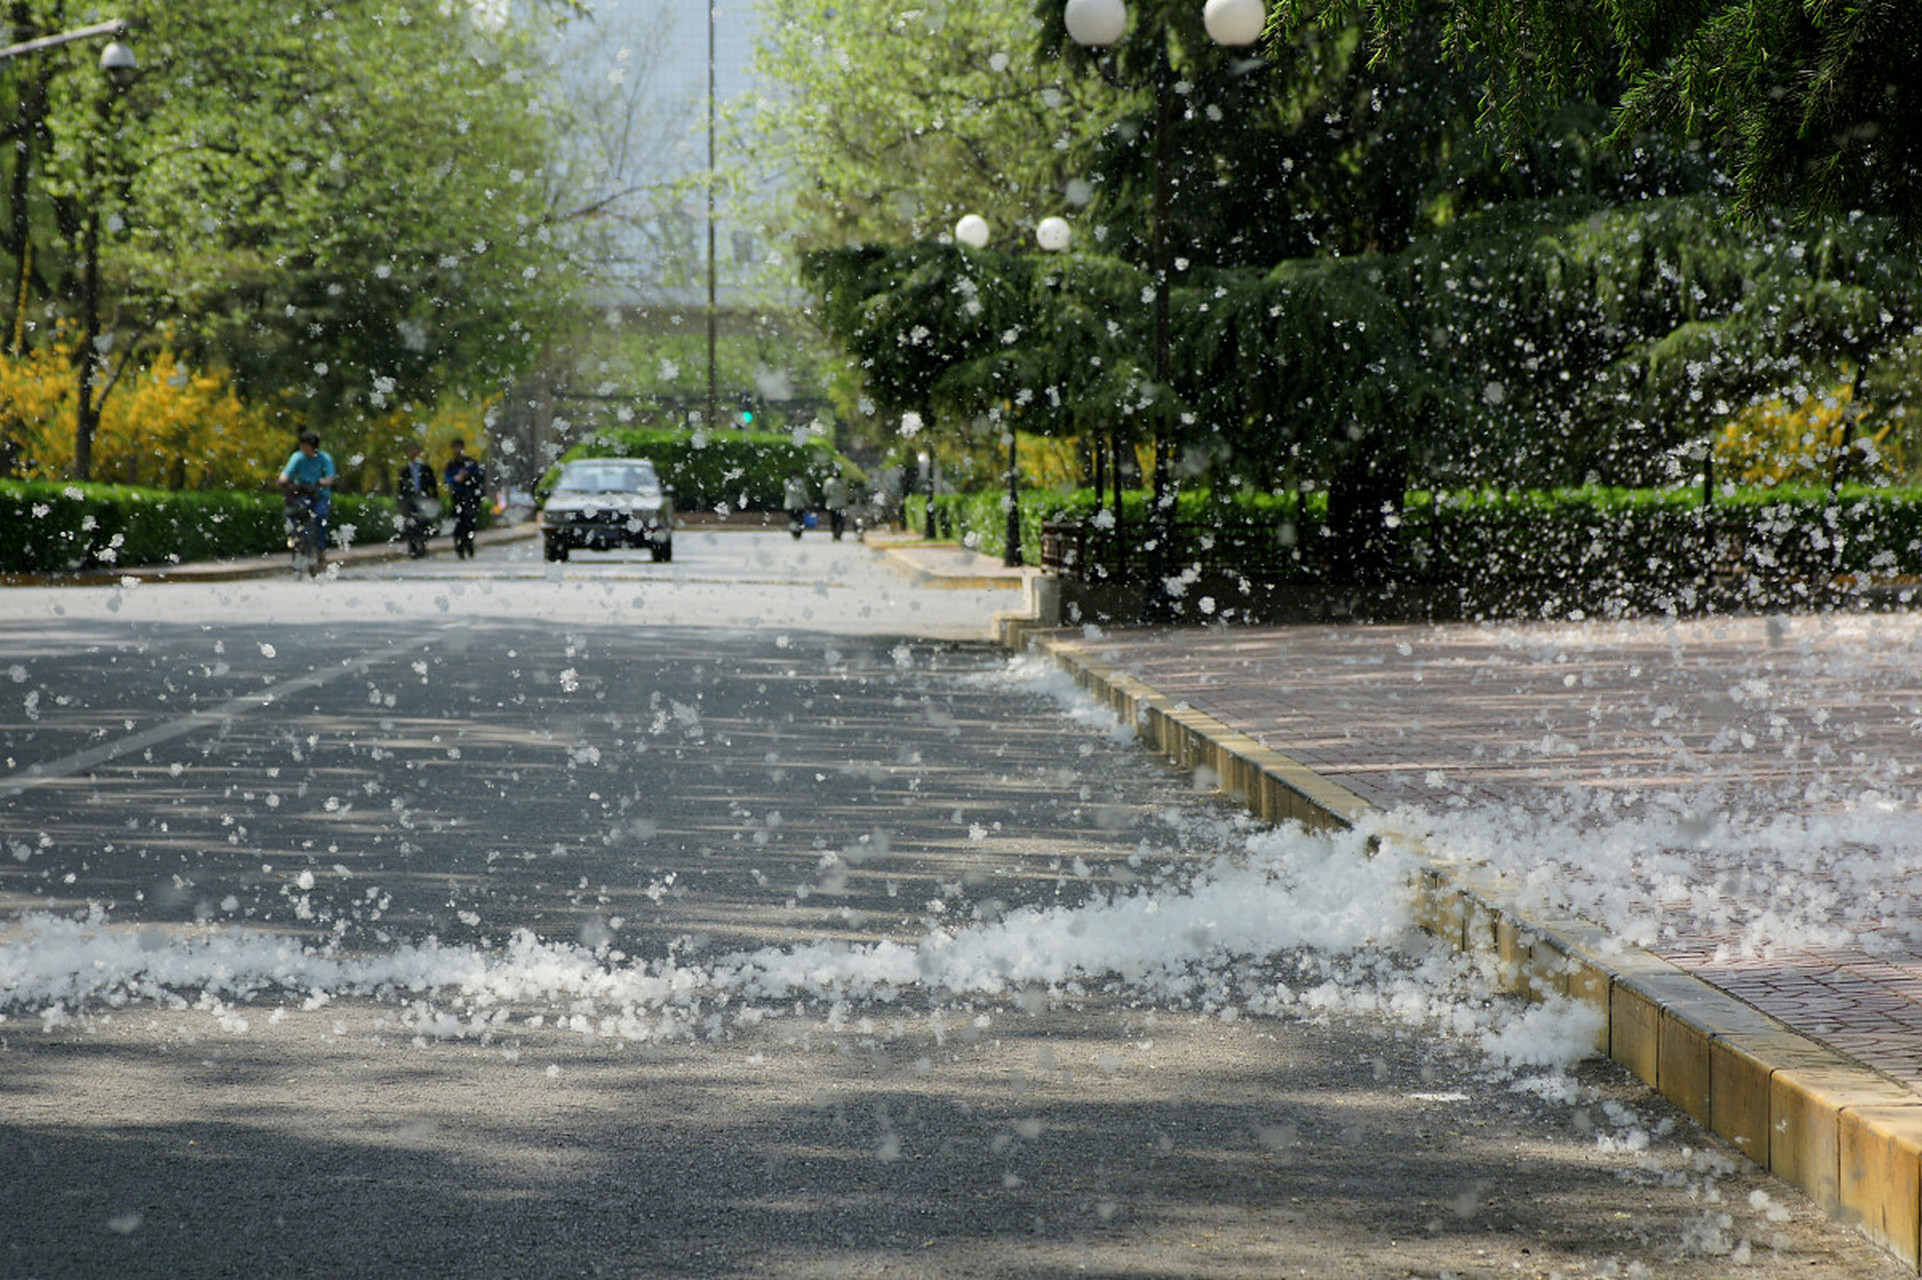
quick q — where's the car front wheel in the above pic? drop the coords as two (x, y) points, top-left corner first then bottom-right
(543, 535), (569, 562)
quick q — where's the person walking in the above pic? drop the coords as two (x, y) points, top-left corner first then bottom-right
(398, 442), (439, 559)
(783, 471), (810, 540)
(443, 438), (486, 560)
(823, 471), (850, 541)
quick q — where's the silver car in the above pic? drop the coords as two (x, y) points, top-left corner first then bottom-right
(539, 459), (675, 562)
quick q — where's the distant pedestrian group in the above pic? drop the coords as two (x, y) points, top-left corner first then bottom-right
(395, 436), (487, 559)
(784, 470), (854, 541)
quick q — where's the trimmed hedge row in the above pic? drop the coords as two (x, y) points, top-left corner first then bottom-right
(917, 484), (1922, 615)
(545, 427), (864, 511)
(0, 480), (404, 573)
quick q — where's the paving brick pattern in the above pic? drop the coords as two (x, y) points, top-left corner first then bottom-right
(1079, 613), (1922, 1091)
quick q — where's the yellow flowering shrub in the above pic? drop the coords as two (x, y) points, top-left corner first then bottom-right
(1713, 381), (1905, 488)
(0, 343), (76, 476)
(0, 337), (295, 489)
(327, 399), (496, 496)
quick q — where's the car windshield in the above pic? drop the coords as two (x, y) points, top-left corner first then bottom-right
(554, 464), (660, 496)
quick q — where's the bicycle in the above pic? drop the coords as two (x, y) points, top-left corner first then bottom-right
(284, 484), (323, 578)
(402, 494), (441, 559)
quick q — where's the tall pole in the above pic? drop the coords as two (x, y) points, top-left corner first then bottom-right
(1145, 46), (1175, 619)
(1003, 420), (1022, 567)
(74, 86), (121, 482)
(705, 1), (718, 433)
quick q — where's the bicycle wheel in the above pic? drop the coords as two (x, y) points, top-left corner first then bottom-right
(287, 504), (318, 577)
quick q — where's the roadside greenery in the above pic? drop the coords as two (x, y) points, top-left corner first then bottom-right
(543, 426), (865, 513)
(807, 195), (1922, 492)
(785, 0), (1922, 613)
(916, 482), (1922, 619)
(1272, 1), (1922, 235)
(0, 479), (404, 573)
(746, 0), (1121, 257)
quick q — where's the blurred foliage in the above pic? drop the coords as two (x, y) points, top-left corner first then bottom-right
(1714, 381), (1904, 491)
(545, 310), (850, 441)
(544, 426), (864, 513)
(0, 479), (400, 572)
(746, 0), (1121, 257)
(1, 0), (579, 479)
(798, 0), (1736, 585)
(811, 194), (1922, 505)
(0, 336), (283, 487)
(0, 338), (496, 495)
(1271, 0), (1922, 236)
(1039, 3), (1708, 272)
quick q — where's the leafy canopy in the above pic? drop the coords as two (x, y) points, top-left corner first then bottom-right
(1269, 0), (1922, 232)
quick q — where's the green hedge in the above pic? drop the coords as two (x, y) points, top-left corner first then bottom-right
(544, 427), (865, 512)
(917, 483), (1922, 613)
(0, 480), (405, 573)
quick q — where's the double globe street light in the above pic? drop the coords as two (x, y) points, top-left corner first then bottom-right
(970, 0), (1264, 595)
(953, 213), (1073, 255)
(953, 0), (1264, 577)
(950, 212), (1076, 567)
(1068, 0), (1266, 47)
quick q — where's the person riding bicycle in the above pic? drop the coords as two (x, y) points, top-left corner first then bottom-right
(278, 431), (337, 569)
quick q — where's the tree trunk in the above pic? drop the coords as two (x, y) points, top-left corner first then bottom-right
(1327, 438), (1407, 587)
(73, 202), (101, 482)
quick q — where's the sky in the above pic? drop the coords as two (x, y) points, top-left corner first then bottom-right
(551, 0), (777, 305)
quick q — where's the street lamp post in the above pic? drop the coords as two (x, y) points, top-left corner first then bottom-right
(954, 213), (1072, 568)
(1, 20), (139, 481)
(1062, 0), (1262, 618)
(706, 1), (718, 435)
(0, 19), (132, 66)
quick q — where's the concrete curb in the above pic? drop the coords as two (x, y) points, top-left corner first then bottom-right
(873, 544), (1032, 591)
(1024, 628), (1922, 1271)
(2, 525), (540, 587)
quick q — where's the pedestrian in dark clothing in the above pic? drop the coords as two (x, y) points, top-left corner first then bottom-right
(823, 472), (850, 541)
(399, 442), (440, 558)
(443, 438), (486, 560)
(784, 471), (810, 540)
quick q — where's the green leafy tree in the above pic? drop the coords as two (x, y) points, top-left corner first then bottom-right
(747, 0), (1121, 256)
(5, 0), (582, 479)
(1272, 0), (1922, 232)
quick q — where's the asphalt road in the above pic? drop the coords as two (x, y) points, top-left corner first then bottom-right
(0, 534), (1907, 1278)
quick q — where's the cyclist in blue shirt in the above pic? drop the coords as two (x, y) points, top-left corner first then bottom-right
(278, 431), (337, 567)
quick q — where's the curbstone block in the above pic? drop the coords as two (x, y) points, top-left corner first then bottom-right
(1771, 1063), (1913, 1220)
(1610, 980), (1664, 1088)
(1839, 1103), (1922, 1268)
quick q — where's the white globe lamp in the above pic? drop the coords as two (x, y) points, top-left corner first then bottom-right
(1064, 0), (1127, 47)
(954, 214), (991, 249)
(1202, 0), (1265, 47)
(1035, 216), (1073, 253)
(100, 39), (138, 88)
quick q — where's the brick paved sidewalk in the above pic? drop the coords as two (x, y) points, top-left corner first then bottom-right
(1071, 613), (1922, 1090)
